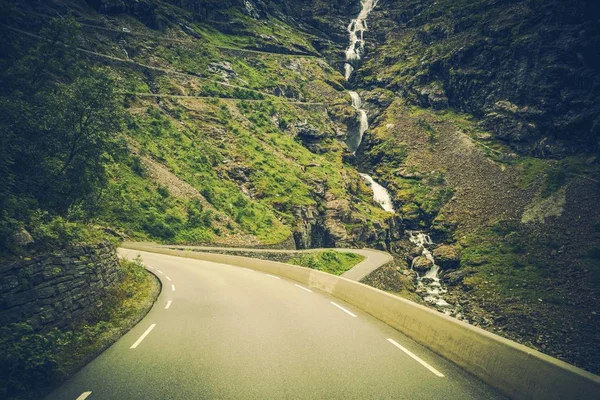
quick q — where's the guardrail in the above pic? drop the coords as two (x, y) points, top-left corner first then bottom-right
(122, 243), (600, 399)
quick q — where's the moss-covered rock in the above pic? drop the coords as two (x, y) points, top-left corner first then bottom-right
(432, 244), (460, 270)
(412, 255), (433, 272)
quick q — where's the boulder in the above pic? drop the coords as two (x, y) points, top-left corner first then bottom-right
(432, 244), (461, 269)
(412, 255), (433, 273)
(10, 227), (34, 247)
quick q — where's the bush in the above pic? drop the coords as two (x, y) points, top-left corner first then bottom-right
(0, 323), (71, 398)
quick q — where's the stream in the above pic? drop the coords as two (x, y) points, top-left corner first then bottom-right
(407, 231), (457, 315)
(343, 1), (455, 314)
(343, 0), (393, 213)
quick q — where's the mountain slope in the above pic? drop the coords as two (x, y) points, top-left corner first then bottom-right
(1, 0), (599, 375)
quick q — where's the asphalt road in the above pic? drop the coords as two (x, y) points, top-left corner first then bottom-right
(45, 249), (504, 400)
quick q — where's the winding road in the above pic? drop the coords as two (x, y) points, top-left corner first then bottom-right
(153, 244), (394, 281)
(44, 248), (503, 399)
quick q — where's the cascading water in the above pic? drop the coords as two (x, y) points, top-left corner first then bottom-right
(343, 1), (394, 213)
(342, 2), (457, 318)
(408, 231), (458, 315)
(343, 0), (377, 154)
(344, 0), (380, 79)
(359, 174), (394, 212)
(347, 91), (369, 154)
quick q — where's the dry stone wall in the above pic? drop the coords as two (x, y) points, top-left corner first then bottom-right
(0, 242), (122, 330)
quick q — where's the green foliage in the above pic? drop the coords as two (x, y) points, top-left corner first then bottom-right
(0, 18), (124, 254)
(288, 251), (365, 275)
(0, 323), (69, 398)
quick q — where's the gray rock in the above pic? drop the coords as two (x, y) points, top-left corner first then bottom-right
(10, 227), (34, 247)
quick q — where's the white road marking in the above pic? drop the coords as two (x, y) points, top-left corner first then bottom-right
(130, 324), (156, 349)
(266, 274), (281, 280)
(242, 268), (254, 272)
(171, 284), (176, 291)
(330, 301), (357, 317)
(76, 392), (92, 400)
(387, 338), (445, 377)
(146, 265), (154, 270)
(165, 276), (171, 281)
(157, 270), (163, 275)
(165, 300), (172, 309)
(295, 284), (313, 293)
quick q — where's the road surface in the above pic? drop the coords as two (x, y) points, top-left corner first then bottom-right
(45, 249), (503, 400)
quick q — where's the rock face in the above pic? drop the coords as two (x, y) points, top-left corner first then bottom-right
(362, 0), (600, 155)
(0, 242), (122, 331)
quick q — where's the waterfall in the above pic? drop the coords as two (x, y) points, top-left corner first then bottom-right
(359, 174), (395, 212)
(407, 231), (458, 315)
(349, 91), (362, 108)
(344, 63), (354, 81)
(343, 1), (394, 214)
(343, 0), (377, 153)
(347, 91), (369, 153)
(344, 0), (379, 72)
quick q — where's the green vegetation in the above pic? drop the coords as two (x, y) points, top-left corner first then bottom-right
(0, 257), (158, 399)
(0, 18), (124, 255)
(0, 4), (391, 251)
(459, 221), (547, 300)
(288, 251), (365, 275)
(518, 156), (600, 197)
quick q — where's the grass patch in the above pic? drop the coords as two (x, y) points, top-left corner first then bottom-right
(288, 250), (365, 275)
(459, 221), (547, 299)
(0, 257), (159, 399)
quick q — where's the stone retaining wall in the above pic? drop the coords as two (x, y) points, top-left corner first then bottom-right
(0, 242), (123, 330)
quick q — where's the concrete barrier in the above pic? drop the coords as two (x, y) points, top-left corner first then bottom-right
(122, 243), (600, 399)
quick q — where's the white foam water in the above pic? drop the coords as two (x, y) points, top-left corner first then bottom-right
(360, 173), (395, 212)
(345, 0), (379, 65)
(407, 231), (457, 313)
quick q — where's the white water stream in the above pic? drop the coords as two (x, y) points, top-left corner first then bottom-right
(347, 91), (369, 153)
(408, 231), (457, 315)
(359, 173), (395, 212)
(344, 0), (380, 80)
(341, 2), (455, 315)
(343, 1), (394, 213)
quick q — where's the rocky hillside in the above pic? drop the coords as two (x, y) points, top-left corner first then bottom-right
(348, 0), (600, 373)
(1, 0), (396, 251)
(361, 0), (600, 156)
(1, 0), (599, 375)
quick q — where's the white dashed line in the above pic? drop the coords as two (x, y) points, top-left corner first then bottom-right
(387, 338), (445, 377)
(157, 270), (163, 275)
(165, 276), (171, 281)
(165, 300), (172, 309)
(266, 274), (281, 280)
(294, 284), (313, 293)
(330, 301), (357, 317)
(171, 284), (176, 291)
(76, 392), (92, 400)
(242, 268), (254, 272)
(130, 324), (156, 349)
(146, 265), (154, 270)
